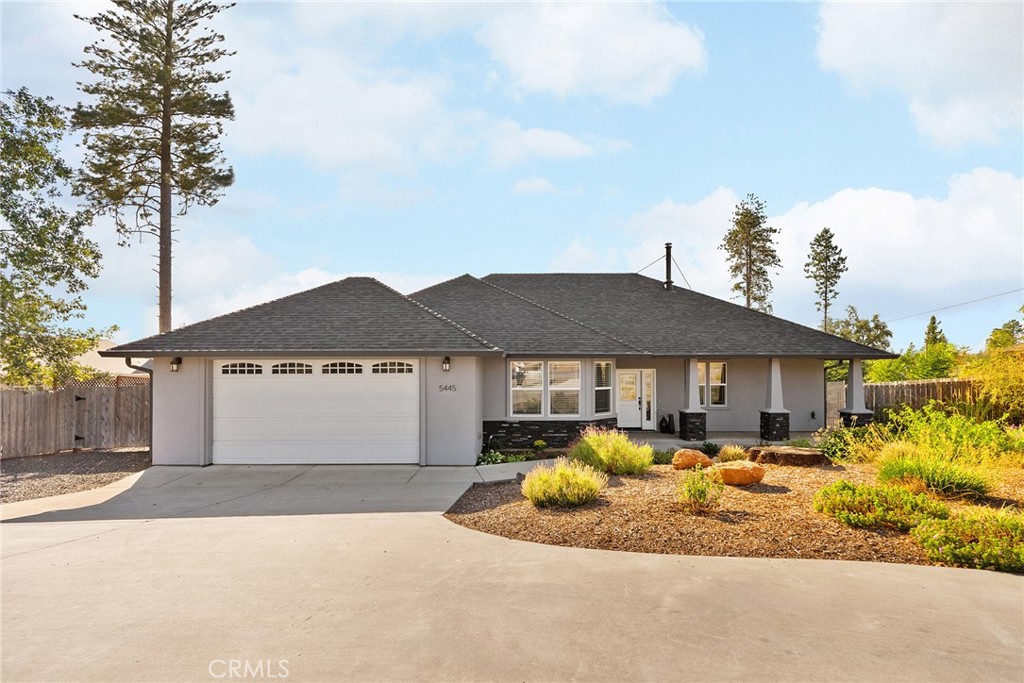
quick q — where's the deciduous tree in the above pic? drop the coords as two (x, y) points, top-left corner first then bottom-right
(719, 193), (781, 313)
(803, 227), (847, 333)
(74, 0), (235, 333)
(1, 88), (111, 388)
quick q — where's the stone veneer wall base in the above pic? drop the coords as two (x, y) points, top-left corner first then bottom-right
(678, 411), (707, 441)
(760, 411), (790, 442)
(482, 417), (618, 450)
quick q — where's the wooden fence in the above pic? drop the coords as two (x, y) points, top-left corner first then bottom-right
(864, 378), (981, 412)
(0, 385), (150, 459)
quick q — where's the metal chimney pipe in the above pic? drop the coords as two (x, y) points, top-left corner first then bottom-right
(664, 242), (673, 290)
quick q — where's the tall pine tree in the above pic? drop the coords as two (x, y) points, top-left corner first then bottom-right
(719, 193), (781, 313)
(74, 0), (235, 333)
(803, 227), (848, 333)
(924, 315), (948, 347)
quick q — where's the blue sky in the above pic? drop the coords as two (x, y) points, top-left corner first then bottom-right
(3, 1), (1022, 352)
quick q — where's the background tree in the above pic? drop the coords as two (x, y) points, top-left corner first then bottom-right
(924, 315), (948, 347)
(825, 305), (893, 382)
(803, 227), (847, 333)
(985, 306), (1024, 349)
(1, 88), (112, 388)
(719, 193), (781, 313)
(74, 0), (235, 333)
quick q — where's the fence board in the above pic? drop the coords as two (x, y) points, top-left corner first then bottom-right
(1, 385), (150, 459)
(864, 378), (980, 412)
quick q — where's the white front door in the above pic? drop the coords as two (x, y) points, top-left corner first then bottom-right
(616, 369), (656, 430)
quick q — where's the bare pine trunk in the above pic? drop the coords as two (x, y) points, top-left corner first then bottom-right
(158, 1), (174, 334)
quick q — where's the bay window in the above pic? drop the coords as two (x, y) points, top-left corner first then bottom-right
(510, 360), (586, 417)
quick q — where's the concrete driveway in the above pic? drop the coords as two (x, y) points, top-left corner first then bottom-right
(2, 466), (1021, 682)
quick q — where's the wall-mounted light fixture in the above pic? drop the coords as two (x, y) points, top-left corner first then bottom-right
(170, 357), (183, 373)
(442, 356), (451, 372)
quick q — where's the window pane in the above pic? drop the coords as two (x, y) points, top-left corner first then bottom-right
(619, 374), (636, 401)
(699, 384), (706, 407)
(595, 387), (611, 413)
(594, 362), (612, 389)
(548, 361), (580, 388)
(550, 390), (579, 415)
(697, 362), (706, 385)
(709, 362), (726, 385)
(512, 390), (543, 415)
(710, 385), (726, 406)
(511, 361), (543, 389)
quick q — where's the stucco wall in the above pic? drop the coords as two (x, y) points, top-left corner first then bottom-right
(151, 357), (210, 466)
(424, 355), (482, 466)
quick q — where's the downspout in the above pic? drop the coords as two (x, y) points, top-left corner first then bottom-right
(125, 358), (154, 461)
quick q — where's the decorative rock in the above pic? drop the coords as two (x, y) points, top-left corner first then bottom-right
(711, 460), (766, 486)
(672, 449), (714, 470)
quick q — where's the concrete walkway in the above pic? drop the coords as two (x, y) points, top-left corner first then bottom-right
(2, 466), (1021, 682)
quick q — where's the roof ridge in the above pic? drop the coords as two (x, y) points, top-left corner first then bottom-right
(477, 277), (649, 354)
(372, 278), (503, 353)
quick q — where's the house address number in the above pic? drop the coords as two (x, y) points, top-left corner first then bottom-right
(438, 384), (457, 392)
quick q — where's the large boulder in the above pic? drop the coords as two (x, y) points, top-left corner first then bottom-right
(672, 449), (714, 470)
(711, 460), (766, 486)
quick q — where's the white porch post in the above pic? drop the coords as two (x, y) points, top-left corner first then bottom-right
(845, 358), (867, 413)
(764, 357), (786, 412)
(684, 358), (702, 411)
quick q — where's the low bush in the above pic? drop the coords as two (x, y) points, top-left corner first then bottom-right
(532, 439), (548, 453)
(877, 444), (990, 498)
(912, 509), (1024, 574)
(716, 444), (747, 462)
(815, 426), (869, 462)
(813, 480), (949, 532)
(476, 450), (527, 466)
(568, 426), (653, 475)
(652, 449), (675, 465)
(521, 458), (607, 508)
(784, 438), (815, 448)
(701, 441), (721, 457)
(675, 465), (724, 514)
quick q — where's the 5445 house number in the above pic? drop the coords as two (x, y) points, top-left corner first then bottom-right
(438, 384), (457, 392)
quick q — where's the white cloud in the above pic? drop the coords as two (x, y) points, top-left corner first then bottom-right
(476, 1), (705, 104)
(817, 3), (1024, 147)
(513, 177), (558, 195)
(487, 121), (594, 167)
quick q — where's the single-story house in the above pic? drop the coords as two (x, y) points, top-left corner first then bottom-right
(101, 257), (892, 466)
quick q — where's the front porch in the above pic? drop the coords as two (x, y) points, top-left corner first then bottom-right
(624, 430), (819, 450)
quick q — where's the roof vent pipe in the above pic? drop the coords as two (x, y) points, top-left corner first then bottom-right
(664, 242), (673, 290)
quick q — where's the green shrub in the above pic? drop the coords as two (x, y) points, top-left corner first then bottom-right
(716, 444), (747, 462)
(675, 465), (724, 514)
(877, 445), (990, 498)
(652, 449), (675, 465)
(813, 480), (949, 531)
(912, 509), (1024, 573)
(701, 441), (721, 457)
(532, 439), (548, 453)
(815, 426), (869, 461)
(476, 450), (527, 466)
(568, 426), (653, 475)
(521, 458), (608, 508)
(784, 438), (815, 448)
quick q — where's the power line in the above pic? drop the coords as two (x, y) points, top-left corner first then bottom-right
(884, 288), (1023, 323)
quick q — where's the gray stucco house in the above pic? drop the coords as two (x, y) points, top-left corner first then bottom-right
(102, 267), (891, 466)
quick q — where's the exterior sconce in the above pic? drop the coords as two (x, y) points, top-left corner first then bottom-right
(442, 356), (451, 372)
(170, 357), (183, 373)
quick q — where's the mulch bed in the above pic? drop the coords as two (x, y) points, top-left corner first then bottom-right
(0, 448), (151, 504)
(445, 463), (1023, 566)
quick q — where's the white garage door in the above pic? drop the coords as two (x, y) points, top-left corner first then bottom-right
(213, 359), (420, 464)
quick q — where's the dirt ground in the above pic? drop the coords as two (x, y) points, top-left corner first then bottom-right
(0, 448), (151, 504)
(446, 462), (1024, 566)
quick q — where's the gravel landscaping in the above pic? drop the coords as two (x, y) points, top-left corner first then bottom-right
(446, 462), (1024, 566)
(0, 448), (151, 504)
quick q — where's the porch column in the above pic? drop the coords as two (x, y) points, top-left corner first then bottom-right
(759, 357), (790, 442)
(679, 358), (706, 440)
(839, 358), (873, 427)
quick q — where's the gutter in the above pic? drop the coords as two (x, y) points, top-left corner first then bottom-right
(125, 357), (154, 461)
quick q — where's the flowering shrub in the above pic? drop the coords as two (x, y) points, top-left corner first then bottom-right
(912, 509), (1024, 574)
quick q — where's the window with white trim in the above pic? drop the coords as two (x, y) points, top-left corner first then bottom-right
(322, 362), (363, 374)
(272, 362), (313, 375)
(697, 362), (727, 407)
(548, 361), (580, 415)
(221, 362), (262, 375)
(510, 361), (543, 416)
(372, 361), (414, 374)
(594, 361), (613, 414)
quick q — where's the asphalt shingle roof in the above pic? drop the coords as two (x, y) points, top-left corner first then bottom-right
(412, 275), (641, 355)
(481, 273), (894, 359)
(103, 277), (499, 357)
